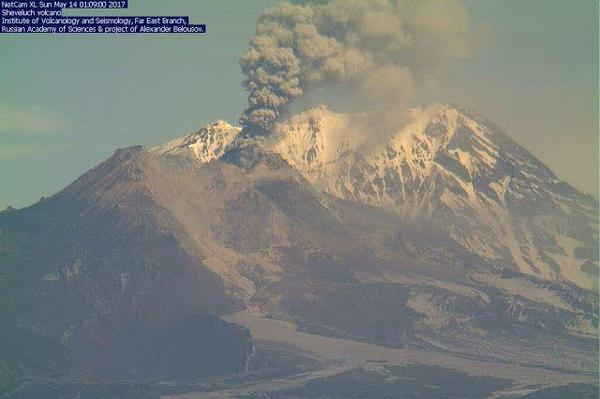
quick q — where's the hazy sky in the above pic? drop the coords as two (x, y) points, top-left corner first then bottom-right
(0, 0), (598, 209)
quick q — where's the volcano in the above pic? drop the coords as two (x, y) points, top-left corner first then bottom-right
(1, 105), (598, 398)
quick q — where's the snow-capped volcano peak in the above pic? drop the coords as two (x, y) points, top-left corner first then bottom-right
(151, 119), (241, 163)
(266, 105), (597, 289)
(267, 104), (507, 205)
(266, 104), (503, 182)
(152, 105), (598, 290)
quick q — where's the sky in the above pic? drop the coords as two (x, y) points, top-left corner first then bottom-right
(0, 0), (598, 209)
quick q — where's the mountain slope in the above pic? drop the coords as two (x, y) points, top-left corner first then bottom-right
(0, 147), (252, 392)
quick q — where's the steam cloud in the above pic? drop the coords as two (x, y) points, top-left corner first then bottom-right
(240, 0), (474, 132)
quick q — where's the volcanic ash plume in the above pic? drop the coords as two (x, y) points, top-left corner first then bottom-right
(239, 0), (473, 132)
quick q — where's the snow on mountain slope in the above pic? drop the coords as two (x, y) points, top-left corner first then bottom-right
(153, 105), (599, 290)
(151, 120), (241, 162)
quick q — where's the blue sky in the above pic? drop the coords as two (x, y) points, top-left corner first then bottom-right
(0, 0), (598, 208)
